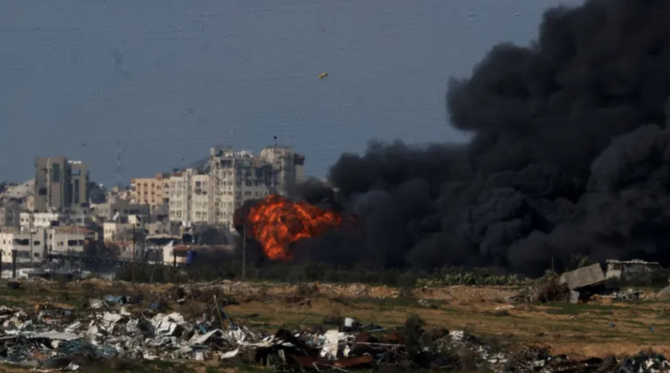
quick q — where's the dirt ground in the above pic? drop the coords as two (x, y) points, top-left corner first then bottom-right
(1, 278), (669, 366)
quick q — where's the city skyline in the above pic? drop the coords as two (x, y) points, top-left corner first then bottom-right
(0, 0), (580, 186)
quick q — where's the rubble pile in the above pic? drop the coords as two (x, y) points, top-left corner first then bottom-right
(0, 288), (669, 372)
(0, 296), (504, 371)
(0, 295), (511, 371)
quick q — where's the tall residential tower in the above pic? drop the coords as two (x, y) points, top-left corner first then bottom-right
(34, 157), (89, 212)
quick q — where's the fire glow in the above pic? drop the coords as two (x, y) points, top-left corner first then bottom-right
(246, 195), (343, 260)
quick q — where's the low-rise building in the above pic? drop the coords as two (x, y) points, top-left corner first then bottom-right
(20, 212), (66, 229)
(0, 228), (43, 263)
(162, 243), (233, 266)
(91, 197), (150, 223)
(45, 226), (91, 254)
(605, 259), (662, 279)
(0, 226), (91, 263)
(130, 173), (171, 210)
(103, 222), (135, 242)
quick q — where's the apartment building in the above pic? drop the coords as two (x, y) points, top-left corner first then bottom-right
(0, 228), (42, 263)
(34, 157), (89, 212)
(168, 168), (210, 225)
(259, 146), (306, 196)
(130, 173), (171, 209)
(0, 226), (89, 263)
(164, 146), (305, 229)
(45, 226), (89, 254)
(207, 147), (274, 228)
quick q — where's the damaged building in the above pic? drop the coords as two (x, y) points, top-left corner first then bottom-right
(605, 259), (662, 279)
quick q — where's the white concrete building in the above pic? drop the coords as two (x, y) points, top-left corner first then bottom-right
(166, 146), (305, 229)
(207, 147), (274, 228)
(0, 226), (90, 264)
(0, 228), (43, 263)
(168, 169), (211, 226)
(45, 227), (89, 254)
(20, 212), (66, 229)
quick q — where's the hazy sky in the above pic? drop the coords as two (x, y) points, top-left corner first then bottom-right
(0, 0), (582, 186)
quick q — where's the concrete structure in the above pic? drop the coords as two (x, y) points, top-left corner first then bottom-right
(259, 146), (305, 196)
(0, 226), (90, 264)
(20, 212), (65, 229)
(0, 228), (43, 263)
(168, 168), (211, 225)
(24, 195), (35, 212)
(162, 243), (233, 265)
(34, 157), (89, 212)
(130, 173), (171, 209)
(146, 222), (179, 236)
(605, 259), (662, 279)
(91, 197), (150, 223)
(559, 263), (607, 304)
(0, 202), (20, 228)
(1, 179), (34, 201)
(103, 222), (134, 242)
(19, 212), (92, 229)
(165, 146), (305, 229)
(45, 226), (90, 254)
(207, 147), (274, 228)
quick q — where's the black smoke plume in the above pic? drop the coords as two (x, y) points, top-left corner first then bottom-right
(244, 0), (670, 275)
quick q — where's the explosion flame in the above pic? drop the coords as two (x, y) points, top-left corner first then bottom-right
(246, 194), (343, 260)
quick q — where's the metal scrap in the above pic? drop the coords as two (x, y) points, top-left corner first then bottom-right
(0, 294), (668, 373)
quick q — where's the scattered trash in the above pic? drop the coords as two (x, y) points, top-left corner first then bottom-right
(0, 282), (666, 372)
(418, 299), (439, 309)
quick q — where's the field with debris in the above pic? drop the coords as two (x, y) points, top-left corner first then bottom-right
(0, 278), (669, 372)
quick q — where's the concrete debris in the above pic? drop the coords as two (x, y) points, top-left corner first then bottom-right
(0, 296), (667, 372)
(559, 264), (606, 290)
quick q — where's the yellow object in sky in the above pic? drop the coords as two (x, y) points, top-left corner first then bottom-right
(318, 72), (329, 79)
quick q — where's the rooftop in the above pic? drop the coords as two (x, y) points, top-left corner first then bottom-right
(172, 244), (234, 252)
(606, 259), (660, 265)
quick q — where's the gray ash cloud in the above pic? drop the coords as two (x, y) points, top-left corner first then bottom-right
(279, 0), (670, 275)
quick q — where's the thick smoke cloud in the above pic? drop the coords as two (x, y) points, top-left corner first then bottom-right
(258, 0), (670, 275)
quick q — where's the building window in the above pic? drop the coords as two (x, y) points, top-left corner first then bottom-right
(52, 164), (61, 183)
(73, 179), (80, 204)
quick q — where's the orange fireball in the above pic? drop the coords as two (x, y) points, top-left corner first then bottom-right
(246, 194), (343, 260)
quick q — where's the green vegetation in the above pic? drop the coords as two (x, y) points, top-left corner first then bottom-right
(113, 261), (554, 288)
